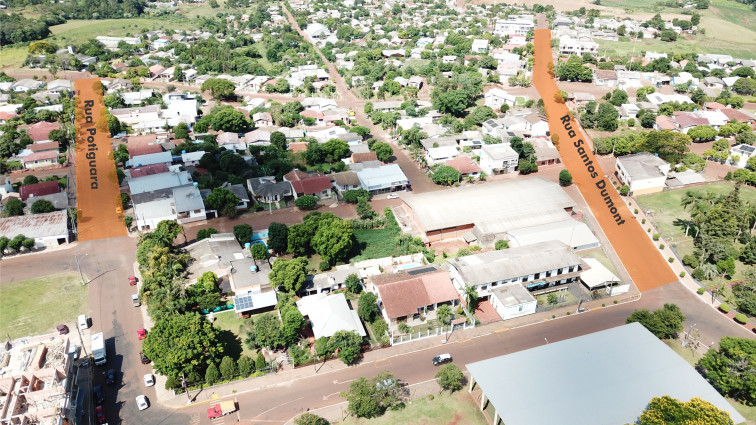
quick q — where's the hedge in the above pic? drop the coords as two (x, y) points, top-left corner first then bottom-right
(719, 303), (731, 313)
(735, 313), (748, 324)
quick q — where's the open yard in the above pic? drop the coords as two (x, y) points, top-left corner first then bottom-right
(338, 390), (488, 425)
(579, 247), (620, 276)
(0, 273), (88, 339)
(350, 229), (402, 262)
(211, 310), (257, 359)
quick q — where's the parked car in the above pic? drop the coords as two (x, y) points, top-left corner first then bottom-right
(128, 276), (137, 286)
(93, 384), (104, 405)
(140, 351), (150, 365)
(56, 324), (69, 335)
(137, 328), (147, 340)
(432, 353), (452, 366)
(387, 193), (399, 199)
(94, 405), (105, 423)
(105, 369), (115, 385)
(143, 374), (154, 387)
(131, 294), (141, 307)
(136, 395), (149, 411)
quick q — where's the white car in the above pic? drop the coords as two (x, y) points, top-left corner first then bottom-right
(136, 395), (149, 411)
(143, 374), (154, 387)
(387, 193), (399, 199)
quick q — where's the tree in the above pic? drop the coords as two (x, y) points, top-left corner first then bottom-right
(436, 304), (452, 326)
(269, 257), (309, 293)
(370, 142), (393, 162)
(495, 239), (509, 250)
(233, 224), (253, 245)
(4, 199), (24, 216)
(268, 223), (289, 254)
(252, 313), (283, 349)
(196, 228), (219, 241)
(205, 362), (220, 384)
(435, 90), (469, 117)
(556, 55), (593, 82)
(142, 313), (226, 380)
(345, 273), (362, 294)
(342, 371), (404, 418)
(280, 305), (305, 346)
(205, 187), (240, 218)
(173, 66), (185, 83)
(250, 243), (268, 260)
(202, 78), (236, 100)
(294, 412), (330, 425)
(238, 355), (254, 376)
(357, 197), (376, 219)
(463, 285), (479, 312)
(518, 158), (538, 175)
(698, 337), (756, 405)
(638, 130), (692, 164)
(212, 109), (248, 133)
(329, 330), (363, 365)
(343, 189), (370, 203)
(733, 78), (756, 96)
(625, 303), (685, 339)
(608, 89), (628, 106)
(432, 166), (461, 186)
(174, 122), (189, 140)
(311, 217), (354, 264)
(255, 352), (267, 370)
(270, 131), (287, 151)
(435, 364), (465, 392)
(358, 292), (379, 322)
(688, 125), (718, 142)
(114, 144), (129, 166)
(219, 355), (237, 380)
(596, 102), (619, 131)
(559, 169), (572, 186)
(0, 236), (9, 255)
(295, 195), (318, 210)
(638, 396), (734, 425)
(107, 113), (122, 136)
(30, 199), (55, 214)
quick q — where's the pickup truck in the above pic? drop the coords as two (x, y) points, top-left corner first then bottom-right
(207, 401), (236, 419)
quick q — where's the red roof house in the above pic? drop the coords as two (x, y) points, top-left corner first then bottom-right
(283, 170), (333, 198)
(29, 142), (60, 153)
(367, 268), (460, 323)
(351, 151), (378, 164)
(129, 144), (164, 158)
(26, 121), (61, 142)
(129, 163), (169, 179)
(19, 180), (60, 200)
(445, 156), (482, 176)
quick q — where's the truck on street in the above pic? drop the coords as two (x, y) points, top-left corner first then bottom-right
(207, 401), (236, 419)
(92, 332), (106, 365)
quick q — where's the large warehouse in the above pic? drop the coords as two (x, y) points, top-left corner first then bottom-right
(400, 177), (574, 245)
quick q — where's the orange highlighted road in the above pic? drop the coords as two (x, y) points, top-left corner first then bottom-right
(74, 78), (127, 241)
(532, 29), (677, 292)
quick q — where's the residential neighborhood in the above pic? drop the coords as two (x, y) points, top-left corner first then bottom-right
(1, 0), (756, 424)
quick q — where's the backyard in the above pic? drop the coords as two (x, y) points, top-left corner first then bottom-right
(636, 182), (756, 280)
(210, 310), (260, 359)
(338, 390), (487, 425)
(0, 272), (88, 339)
(350, 228), (404, 262)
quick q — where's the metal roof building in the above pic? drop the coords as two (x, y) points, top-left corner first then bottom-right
(466, 323), (745, 425)
(0, 210), (69, 247)
(401, 177), (574, 245)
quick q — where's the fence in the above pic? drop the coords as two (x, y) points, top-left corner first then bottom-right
(389, 321), (474, 346)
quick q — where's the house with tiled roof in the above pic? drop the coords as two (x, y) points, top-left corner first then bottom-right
(128, 163), (169, 179)
(671, 111), (710, 133)
(365, 267), (460, 328)
(244, 129), (271, 147)
(283, 170), (333, 199)
(29, 142), (59, 153)
(19, 181), (60, 200)
(129, 144), (164, 158)
(351, 151), (378, 164)
(26, 121), (61, 143)
(654, 115), (677, 131)
(21, 150), (59, 169)
(217, 132), (247, 151)
(252, 112), (274, 127)
(445, 156), (482, 179)
(330, 171), (362, 193)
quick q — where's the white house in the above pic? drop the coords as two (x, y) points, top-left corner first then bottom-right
(493, 15), (534, 37)
(296, 293), (367, 340)
(181, 150), (205, 166)
(489, 283), (537, 320)
(615, 152), (670, 195)
(484, 88), (517, 110)
(480, 143), (519, 174)
(729, 144), (756, 169)
(471, 39), (489, 53)
(426, 146), (459, 165)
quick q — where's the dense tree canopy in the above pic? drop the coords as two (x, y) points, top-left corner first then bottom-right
(626, 303), (685, 339)
(269, 257), (309, 293)
(638, 396), (734, 425)
(202, 78), (237, 100)
(342, 371), (405, 418)
(698, 337), (756, 405)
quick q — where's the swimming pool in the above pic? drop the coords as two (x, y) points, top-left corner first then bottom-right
(251, 231), (268, 241)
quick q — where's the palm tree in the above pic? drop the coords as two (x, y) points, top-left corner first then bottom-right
(436, 304), (452, 327)
(681, 190), (716, 237)
(463, 286), (478, 313)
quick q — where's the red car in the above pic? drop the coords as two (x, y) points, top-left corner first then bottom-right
(128, 276), (137, 286)
(137, 328), (147, 340)
(95, 405), (105, 423)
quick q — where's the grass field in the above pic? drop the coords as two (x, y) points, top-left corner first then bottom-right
(636, 182), (756, 279)
(338, 391), (488, 425)
(0, 273), (87, 339)
(211, 310), (257, 358)
(350, 229), (402, 262)
(579, 247), (620, 276)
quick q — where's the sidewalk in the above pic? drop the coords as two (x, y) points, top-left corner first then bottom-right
(156, 290), (639, 409)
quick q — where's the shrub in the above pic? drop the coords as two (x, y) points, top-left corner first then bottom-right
(620, 185), (629, 195)
(613, 300), (618, 304)
(647, 228), (651, 233)
(641, 218), (646, 224)
(682, 254), (699, 269)
(697, 287), (705, 295)
(294, 195), (318, 210)
(719, 303), (731, 313)
(659, 244), (665, 250)
(668, 257), (674, 263)
(634, 209), (639, 214)
(735, 313), (748, 324)
(652, 233), (660, 241)
(319, 261), (330, 272)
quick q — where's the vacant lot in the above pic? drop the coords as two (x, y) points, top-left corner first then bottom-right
(0, 273), (87, 339)
(338, 391), (488, 425)
(350, 229), (402, 262)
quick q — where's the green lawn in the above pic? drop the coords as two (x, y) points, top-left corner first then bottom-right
(0, 273), (88, 339)
(579, 247), (620, 276)
(211, 310), (257, 358)
(338, 391), (488, 425)
(350, 229), (402, 262)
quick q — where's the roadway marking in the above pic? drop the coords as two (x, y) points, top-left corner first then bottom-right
(332, 378), (356, 385)
(374, 358), (387, 363)
(254, 396), (304, 418)
(322, 391), (343, 400)
(494, 328), (510, 333)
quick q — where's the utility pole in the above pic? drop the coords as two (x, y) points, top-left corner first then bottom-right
(181, 374), (191, 404)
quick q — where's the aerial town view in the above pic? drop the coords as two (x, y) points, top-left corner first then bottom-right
(2, 0), (756, 423)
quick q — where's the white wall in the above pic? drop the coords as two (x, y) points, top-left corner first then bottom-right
(490, 294), (537, 320)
